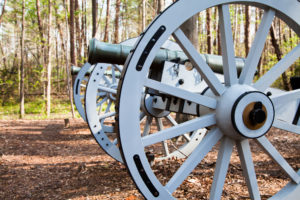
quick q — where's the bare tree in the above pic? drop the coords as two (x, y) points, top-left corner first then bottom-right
(157, 0), (164, 14)
(114, 0), (121, 43)
(181, 15), (199, 50)
(63, 0), (75, 118)
(70, 0), (77, 66)
(206, 8), (212, 54)
(244, 5), (251, 56)
(103, 0), (110, 42)
(46, 0), (52, 117)
(270, 25), (291, 90)
(75, 0), (82, 64)
(82, 0), (88, 56)
(142, 0), (146, 31)
(20, 0), (25, 118)
(92, 0), (98, 37)
(0, 0), (7, 25)
(36, 0), (47, 97)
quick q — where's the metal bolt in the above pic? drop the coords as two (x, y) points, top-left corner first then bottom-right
(249, 102), (266, 125)
(178, 79), (184, 85)
(266, 91), (272, 96)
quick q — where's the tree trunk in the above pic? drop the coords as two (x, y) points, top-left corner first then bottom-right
(181, 15), (199, 50)
(69, 0), (77, 66)
(206, 8), (212, 54)
(0, 0), (7, 25)
(55, 31), (60, 93)
(36, 0), (47, 98)
(82, 0), (87, 57)
(20, 0), (25, 118)
(53, 2), (61, 93)
(270, 25), (291, 90)
(217, 9), (221, 55)
(114, 0), (120, 43)
(157, 0), (164, 14)
(75, 0), (82, 64)
(92, 0), (98, 37)
(244, 5), (251, 56)
(142, 0), (146, 31)
(103, 0), (110, 42)
(63, 0), (75, 118)
(46, 0), (52, 117)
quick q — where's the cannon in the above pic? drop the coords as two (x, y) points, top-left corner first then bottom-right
(75, 39), (210, 162)
(73, 0), (300, 198)
(114, 0), (300, 199)
(71, 40), (246, 76)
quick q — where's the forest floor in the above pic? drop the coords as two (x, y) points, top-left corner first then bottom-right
(0, 119), (299, 200)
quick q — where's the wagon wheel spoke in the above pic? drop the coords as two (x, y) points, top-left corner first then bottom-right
(98, 112), (116, 121)
(210, 136), (234, 200)
(155, 118), (170, 156)
(256, 136), (300, 183)
(142, 116), (153, 137)
(237, 139), (261, 200)
(113, 138), (118, 145)
(165, 115), (191, 142)
(144, 78), (217, 109)
(218, 4), (238, 86)
(141, 114), (216, 147)
(97, 85), (117, 94)
(105, 100), (113, 113)
(239, 9), (275, 85)
(113, 64), (122, 72)
(173, 28), (225, 96)
(254, 43), (300, 91)
(112, 66), (116, 83)
(273, 119), (300, 134)
(97, 91), (107, 97)
(165, 129), (223, 193)
(102, 73), (112, 85)
(97, 96), (108, 107)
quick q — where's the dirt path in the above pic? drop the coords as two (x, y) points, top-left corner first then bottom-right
(0, 119), (142, 200)
(0, 119), (299, 199)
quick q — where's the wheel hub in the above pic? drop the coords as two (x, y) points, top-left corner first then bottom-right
(142, 94), (170, 118)
(243, 101), (267, 130)
(216, 84), (275, 140)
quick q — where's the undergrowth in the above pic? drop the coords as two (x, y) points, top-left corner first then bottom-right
(0, 95), (81, 119)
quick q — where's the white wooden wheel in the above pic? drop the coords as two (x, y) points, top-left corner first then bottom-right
(117, 0), (300, 199)
(73, 62), (93, 121)
(85, 63), (123, 162)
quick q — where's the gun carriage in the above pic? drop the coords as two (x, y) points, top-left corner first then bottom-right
(72, 0), (300, 199)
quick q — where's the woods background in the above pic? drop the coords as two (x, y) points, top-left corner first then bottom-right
(0, 0), (299, 118)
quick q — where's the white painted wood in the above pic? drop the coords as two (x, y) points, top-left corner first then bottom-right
(219, 4), (238, 86)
